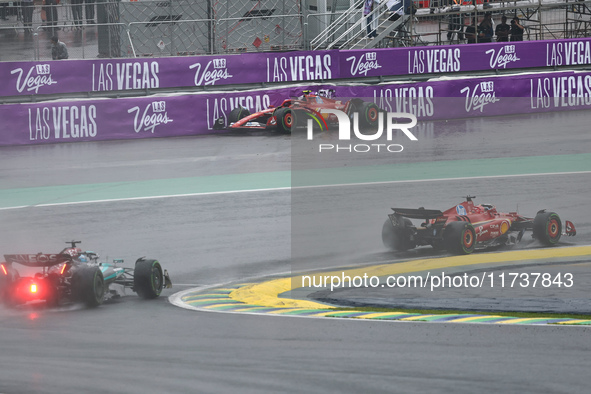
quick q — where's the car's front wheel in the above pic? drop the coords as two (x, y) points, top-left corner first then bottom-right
(134, 259), (164, 299)
(273, 108), (294, 133)
(533, 211), (562, 246)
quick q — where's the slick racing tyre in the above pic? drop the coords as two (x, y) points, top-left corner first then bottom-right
(274, 107), (295, 133)
(382, 218), (415, 251)
(134, 259), (163, 299)
(228, 106), (250, 124)
(443, 221), (476, 255)
(358, 102), (380, 128)
(44, 275), (60, 307)
(72, 266), (105, 308)
(533, 211), (562, 246)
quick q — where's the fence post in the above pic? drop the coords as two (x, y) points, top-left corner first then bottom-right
(539, 0), (543, 40)
(302, 0), (309, 50)
(207, 0), (213, 54)
(169, 0), (174, 56)
(33, 31), (39, 61)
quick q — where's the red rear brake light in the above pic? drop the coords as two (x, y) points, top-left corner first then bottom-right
(30, 284), (38, 293)
(1, 264), (7, 275)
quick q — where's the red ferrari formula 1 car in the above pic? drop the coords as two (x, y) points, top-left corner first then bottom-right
(213, 90), (380, 133)
(0, 241), (172, 308)
(382, 196), (576, 255)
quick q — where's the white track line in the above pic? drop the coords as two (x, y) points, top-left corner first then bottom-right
(0, 187), (291, 211)
(2, 170), (590, 211)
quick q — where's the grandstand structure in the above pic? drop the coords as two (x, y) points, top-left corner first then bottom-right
(310, 0), (591, 49)
(0, 0), (588, 61)
(566, 0), (591, 38)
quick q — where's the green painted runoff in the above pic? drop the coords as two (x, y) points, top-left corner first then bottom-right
(1, 153), (590, 209)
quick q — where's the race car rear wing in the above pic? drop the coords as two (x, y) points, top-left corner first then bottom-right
(390, 208), (443, 219)
(3, 253), (69, 267)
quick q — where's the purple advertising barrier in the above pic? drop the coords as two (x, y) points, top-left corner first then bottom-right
(2, 39), (590, 97)
(0, 50), (338, 97)
(339, 38), (591, 78)
(331, 71), (591, 119)
(0, 86), (304, 146)
(1, 70), (590, 146)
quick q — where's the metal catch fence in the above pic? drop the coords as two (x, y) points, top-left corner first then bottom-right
(0, 0), (303, 61)
(0, 0), (589, 61)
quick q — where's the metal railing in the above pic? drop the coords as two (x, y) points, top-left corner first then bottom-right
(327, 2), (392, 49)
(309, 0), (363, 49)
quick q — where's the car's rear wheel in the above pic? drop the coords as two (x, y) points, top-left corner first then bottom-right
(1, 266), (19, 307)
(358, 102), (380, 128)
(45, 275), (60, 307)
(228, 106), (250, 124)
(134, 259), (163, 299)
(382, 218), (415, 251)
(72, 266), (105, 308)
(1, 282), (17, 307)
(2, 286), (19, 307)
(346, 99), (360, 120)
(443, 221), (476, 255)
(533, 211), (562, 246)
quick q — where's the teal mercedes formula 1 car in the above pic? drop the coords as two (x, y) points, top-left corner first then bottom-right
(0, 241), (172, 308)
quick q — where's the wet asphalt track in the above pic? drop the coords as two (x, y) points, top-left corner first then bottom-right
(1, 111), (591, 393)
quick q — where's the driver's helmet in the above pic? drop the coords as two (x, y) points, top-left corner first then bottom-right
(300, 90), (312, 100)
(78, 254), (88, 263)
